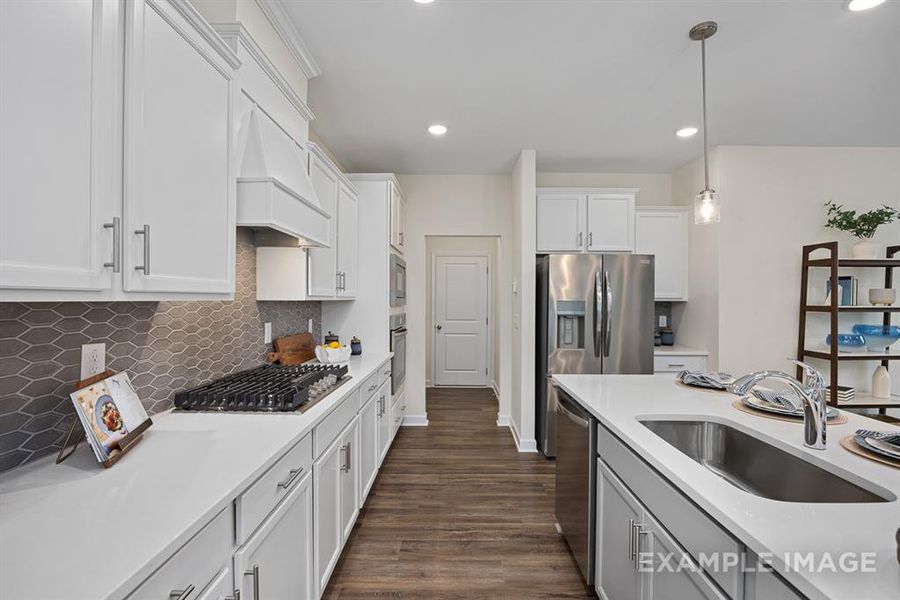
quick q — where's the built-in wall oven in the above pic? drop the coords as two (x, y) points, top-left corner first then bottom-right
(389, 313), (407, 393)
(390, 254), (406, 307)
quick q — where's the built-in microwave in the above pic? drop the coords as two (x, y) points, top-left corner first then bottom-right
(390, 254), (406, 307)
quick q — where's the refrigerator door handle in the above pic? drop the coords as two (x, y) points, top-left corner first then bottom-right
(603, 270), (612, 357)
(593, 270), (603, 358)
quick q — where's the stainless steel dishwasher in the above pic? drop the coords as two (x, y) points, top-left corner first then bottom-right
(554, 387), (597, 586)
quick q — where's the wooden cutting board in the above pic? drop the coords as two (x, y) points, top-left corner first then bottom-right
(267, 332), (315, 365)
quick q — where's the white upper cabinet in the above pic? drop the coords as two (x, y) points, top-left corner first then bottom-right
(336, 184), (359, 298)
(307, 151), (339, 298)
(0, 0), (120, 292)
(537, 193), (584, 252)
(635, 207), (689, 301)
(122, 0), (235, 294)
(389, 182), (406, 253)
(536, 189), (636, 254)
(0, 0), (239, 300)
(586, 192), (635, 252)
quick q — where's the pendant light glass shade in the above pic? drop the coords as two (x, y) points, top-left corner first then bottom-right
(694, 189), (720, 224)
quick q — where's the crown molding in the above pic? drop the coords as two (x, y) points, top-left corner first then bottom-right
(254, 0), (322, 79)
(307, 143), (358, 194)
(214, 22), (316, 123)
(165, 0), (241, 70)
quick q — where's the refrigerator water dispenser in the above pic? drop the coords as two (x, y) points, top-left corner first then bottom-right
(556, 300), (585, 349)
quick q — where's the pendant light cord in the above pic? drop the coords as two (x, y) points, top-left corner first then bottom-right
(701, 37), (710, 190)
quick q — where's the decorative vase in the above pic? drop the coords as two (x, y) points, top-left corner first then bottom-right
(873, 365), (891, 400)
(852, 240), (880, 259)
(869, 288), (897, 306)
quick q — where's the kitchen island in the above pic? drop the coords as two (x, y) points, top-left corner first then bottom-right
(553, 374), (900, 600)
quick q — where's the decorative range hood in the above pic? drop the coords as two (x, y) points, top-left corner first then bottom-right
(236, 106), (330, 246)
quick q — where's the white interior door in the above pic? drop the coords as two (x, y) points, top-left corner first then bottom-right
(433, 255), (490, 387)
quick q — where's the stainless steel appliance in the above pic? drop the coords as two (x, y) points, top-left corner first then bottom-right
(390, 254), (406, 307)
(537, 253), (654, 457)
(554, 389), (597, 586)
(173, 363), (350, 413)
(389, 312), (407, 393)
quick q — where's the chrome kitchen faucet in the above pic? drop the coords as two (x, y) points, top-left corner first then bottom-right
(730, 360), (829, 450)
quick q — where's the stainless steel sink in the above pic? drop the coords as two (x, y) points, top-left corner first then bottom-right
(640, 419), (892, 503)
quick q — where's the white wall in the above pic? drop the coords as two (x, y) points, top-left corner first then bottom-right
(425, 236), (500, 389)
(674, 146), (900, 398)
(537, 172), (673, 206)
(400, 175), (514, 425)
(511, 150), (537, 450)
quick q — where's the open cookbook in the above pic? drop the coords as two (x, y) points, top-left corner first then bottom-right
(69, 372), (152, 463)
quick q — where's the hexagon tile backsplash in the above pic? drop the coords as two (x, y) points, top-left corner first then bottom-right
(0, 230), (321, 473)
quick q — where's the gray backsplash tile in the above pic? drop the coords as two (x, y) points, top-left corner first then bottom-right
(0, 229), (321, 473)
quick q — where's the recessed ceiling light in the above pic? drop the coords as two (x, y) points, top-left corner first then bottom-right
(847, 0), (886, 10)
(414, 0), (435, 4)
(427, 124), (447, 136)
(675, 126), (698, 138)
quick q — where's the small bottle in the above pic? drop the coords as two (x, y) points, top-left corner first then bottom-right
(873, 365), (891, 399)
(350, 336), (362, 356)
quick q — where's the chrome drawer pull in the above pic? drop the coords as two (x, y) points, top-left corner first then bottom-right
(244, 565), (260, 600)
(169, 585), (195, 600)
(668, 363), (686, 368)
(103, 217), (121, 273)
(276, 467), (303, 490)
(134, 224), (150, 275)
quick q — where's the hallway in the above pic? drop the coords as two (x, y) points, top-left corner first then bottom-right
(324, 387), (594, 599)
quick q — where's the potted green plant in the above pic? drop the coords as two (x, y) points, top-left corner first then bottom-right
(824, 201), (900, 259)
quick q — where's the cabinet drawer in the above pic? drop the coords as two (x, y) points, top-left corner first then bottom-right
(378, 361), (392, 387)
(361, 371), (380, 401)
(236, 433), (312, 543)
(127, 506), (232, 599)
(597, 424), (742, 598)
(314, 387), (361, 457)
(653, 355), (707, 373)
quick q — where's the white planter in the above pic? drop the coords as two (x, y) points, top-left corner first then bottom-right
(852, 240), (880, 259)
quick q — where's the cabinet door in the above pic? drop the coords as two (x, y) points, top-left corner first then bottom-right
(336, 184), (358, 298)
(307, 154), (338, 297)
(596, 459), (643, 600)
(195, 566), (234, 600)
(123, 0), (234, 294)
(0, 0), (119, 292)
(635, 209), (688, 301)
(586, 193), (635, 253)
(389, 182), (403, 251)
(340, 417), (361, 540)
(234, 473), (314, 600)
(640, 512), (726, 600)
(314, 435), (343, 595)
(536, 194), (584, 252)
(358, 394), (379, 506)
(376, 380), (392, 466)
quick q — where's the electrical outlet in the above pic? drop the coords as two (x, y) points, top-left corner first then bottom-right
(264, 322), (272, 344)
(659, 315), (668, 328)
(80, 343), (106, 380)
(308, 318), (313, 333)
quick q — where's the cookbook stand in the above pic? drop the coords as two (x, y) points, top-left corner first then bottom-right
(56, 369), (151, 468)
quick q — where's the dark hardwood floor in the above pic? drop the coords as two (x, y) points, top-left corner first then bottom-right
(324, 387), (595, 599)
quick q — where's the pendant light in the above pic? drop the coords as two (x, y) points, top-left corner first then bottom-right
(690, 21), (720, 225)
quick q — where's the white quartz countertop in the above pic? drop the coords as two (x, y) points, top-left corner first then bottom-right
(552, 374), (900, 600)
(654, 344), (709, 356)
(0, 353), (392, 600)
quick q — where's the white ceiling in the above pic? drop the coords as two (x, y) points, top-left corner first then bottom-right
(280, 0), (900, 174)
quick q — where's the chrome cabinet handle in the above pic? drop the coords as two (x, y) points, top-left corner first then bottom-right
(103, 217), (121, 273)
(399, 231), (404, 246)
(340, 443), (350, 472)
(340, 271), (346, 290)
(383, 369), (391, 376)
(276, 467), (303, 490)
(577, 231), (583, 247)
(169, 585), (195, 600)
(628, 518), (635, 560)
(635, 523), (649, 569)
(244, 565), (260, 600)
(134, 224), (150, 275)
(588, 231), (593, 248)
(336, 271), (341, 290)
(346, 441), (351, 472)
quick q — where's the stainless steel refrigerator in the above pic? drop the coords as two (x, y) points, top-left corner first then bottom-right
(536, 253), (654, 458)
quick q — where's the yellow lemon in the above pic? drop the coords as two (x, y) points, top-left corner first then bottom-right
(329, 341), (341, 349)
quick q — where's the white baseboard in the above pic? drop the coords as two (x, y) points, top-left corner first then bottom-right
(507, 419), (539, 453)
(401, 414), (429, 427)
(491, 381), (499, 398)
(496, 414), (510, 427)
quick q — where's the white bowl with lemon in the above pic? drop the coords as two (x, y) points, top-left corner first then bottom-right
(315, 341), (352, 364)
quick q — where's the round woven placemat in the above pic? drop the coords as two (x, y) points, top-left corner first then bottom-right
(840, 435), (900, 469)
(731, 400), (848, 425)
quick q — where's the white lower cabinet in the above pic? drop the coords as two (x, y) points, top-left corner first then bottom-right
(596, 459), (725, 600)
(376, 380), (392, 466)
(340, 417), (361, 541)
(195, 566), (233, 600)
(233, 472), (314, 600)
(359, 393), (380, 506)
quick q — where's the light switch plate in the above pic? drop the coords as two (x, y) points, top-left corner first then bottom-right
(80, 343), (106, 380)
(659, 315), (668, 328)
(264, 322), (272, 344)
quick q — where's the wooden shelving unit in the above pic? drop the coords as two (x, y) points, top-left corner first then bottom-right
(797, 241), (899, 412)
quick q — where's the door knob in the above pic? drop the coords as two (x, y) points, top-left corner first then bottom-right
(435, 324), (442, 330)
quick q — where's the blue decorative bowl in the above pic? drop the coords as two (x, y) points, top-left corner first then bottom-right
(825, 333), (866, 350)
(852, 324), (900, 352)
